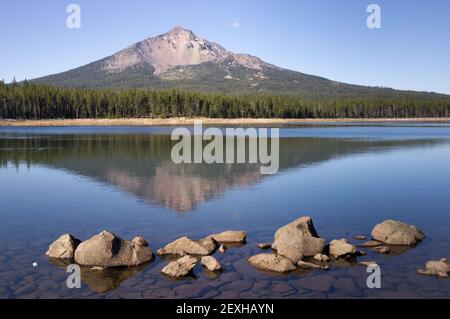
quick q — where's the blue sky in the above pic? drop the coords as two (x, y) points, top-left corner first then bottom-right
(1, 0), (449, 94)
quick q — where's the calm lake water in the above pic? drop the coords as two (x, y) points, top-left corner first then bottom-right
(1, 122), (450, 299)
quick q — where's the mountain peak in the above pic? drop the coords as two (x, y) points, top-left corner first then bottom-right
(166, 26), (194, 36)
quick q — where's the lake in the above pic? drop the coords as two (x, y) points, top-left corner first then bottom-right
(1, 122), (450, 299)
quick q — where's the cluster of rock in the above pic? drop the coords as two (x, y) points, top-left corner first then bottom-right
(46, 231), (153, 268)
(46, 219), (447, 280)
(46, 230), (246, 278)
(247, 217), (438, 277)
(159, 231), (246, 277)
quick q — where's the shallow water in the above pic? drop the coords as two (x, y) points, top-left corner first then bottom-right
(1, 123), (450, 299)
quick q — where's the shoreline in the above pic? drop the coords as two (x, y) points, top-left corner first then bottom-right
(1, 117), (450, 127)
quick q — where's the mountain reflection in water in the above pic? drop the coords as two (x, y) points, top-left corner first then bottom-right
(0, 133), (445, 211)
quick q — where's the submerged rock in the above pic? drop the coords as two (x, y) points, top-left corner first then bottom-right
(46, 234), (81, 259)
(373, 246), (390, 255)
(157, 236), (216, 256)
(297, 260), (329, 270)
(201, 256), (223, 272)
(358, 261), (378, 267)
(208, 231), (247, 243)
(417, 259), (450, 278)
(358, 240), (383, 248)
(354, 235), (367, 240)
(257, 243), (272, 250)
(328, 239), (357, 258)
(371, 220), (425, 246)
(161, 255), (197, 277)
(74, 231), (153, 267)
(271, 216), (325, 263)
(248, 253), (296, 273)
(357, 250), (367, 256)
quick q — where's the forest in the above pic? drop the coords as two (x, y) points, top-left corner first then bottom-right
(1, 81), (450, 119)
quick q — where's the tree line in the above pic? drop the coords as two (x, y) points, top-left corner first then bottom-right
(1, 81), (450, 119)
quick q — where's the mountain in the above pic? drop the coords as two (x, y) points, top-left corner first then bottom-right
(33, 26), (447, 99)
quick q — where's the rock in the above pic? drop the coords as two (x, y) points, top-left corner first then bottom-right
(90, 266), (105, 271)
(218, 244), (227, 254)
(161, 255), (197, 277)
(248, 254), (296, 273)
(74, 231), (153, 267)
(313, 254), (329, 262)
(358, 261), (378, 267)
(208, 231), (246, 243)
(46, 234), (81, 259)
(354, 235), (367, 240)
(157, 236), (216, 256)
(297, 260), (329, 270)
(257, 243), (272, 250)
(358, 240), (383, 248)
(328, 239), (357, 258)
(271, 216), (325, 263)
(371, 220), (425, 246)
(132, 236), (149, 247)
(357, 250), (367, 256)
(373, 246), (390, 254)
(201, 256), (223, 272)
(417, 259), (450, 278)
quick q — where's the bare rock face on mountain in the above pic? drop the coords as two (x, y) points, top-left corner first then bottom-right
(74, 231), (153, 267)
(371, 220), (425, 246)
(161, 255), (197, 277)
(102, 26), (270, 76)
(157, 236), (216, 256)
(328, 239), (357, 258)
(248, 254), (296, 273)
(207, 231), (247, 243)
(417, 258), (450, 278)
(271, 216), (325, 263)
(46, 234), (81, 259)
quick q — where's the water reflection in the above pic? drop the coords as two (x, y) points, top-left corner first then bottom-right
(48, 258), (150, 293)
(0, 133), (445, 211)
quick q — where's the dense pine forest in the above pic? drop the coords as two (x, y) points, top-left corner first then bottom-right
(1, 81), (450, 119)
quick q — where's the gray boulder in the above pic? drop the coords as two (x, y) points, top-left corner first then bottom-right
(371, 220), (425, 246)
(74, 231), (153, 267)
(271, 216), (325, 263)
(329, 239), (357, 258)
(248, 253), (296, 273)
(46, 234), (81, 259)
(161, 255), (197, 277)
(201, 256), (223, 272)
(417, 259), (450, 278)
(208, 231), (246, 243)
(157, 236), (216, 256)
